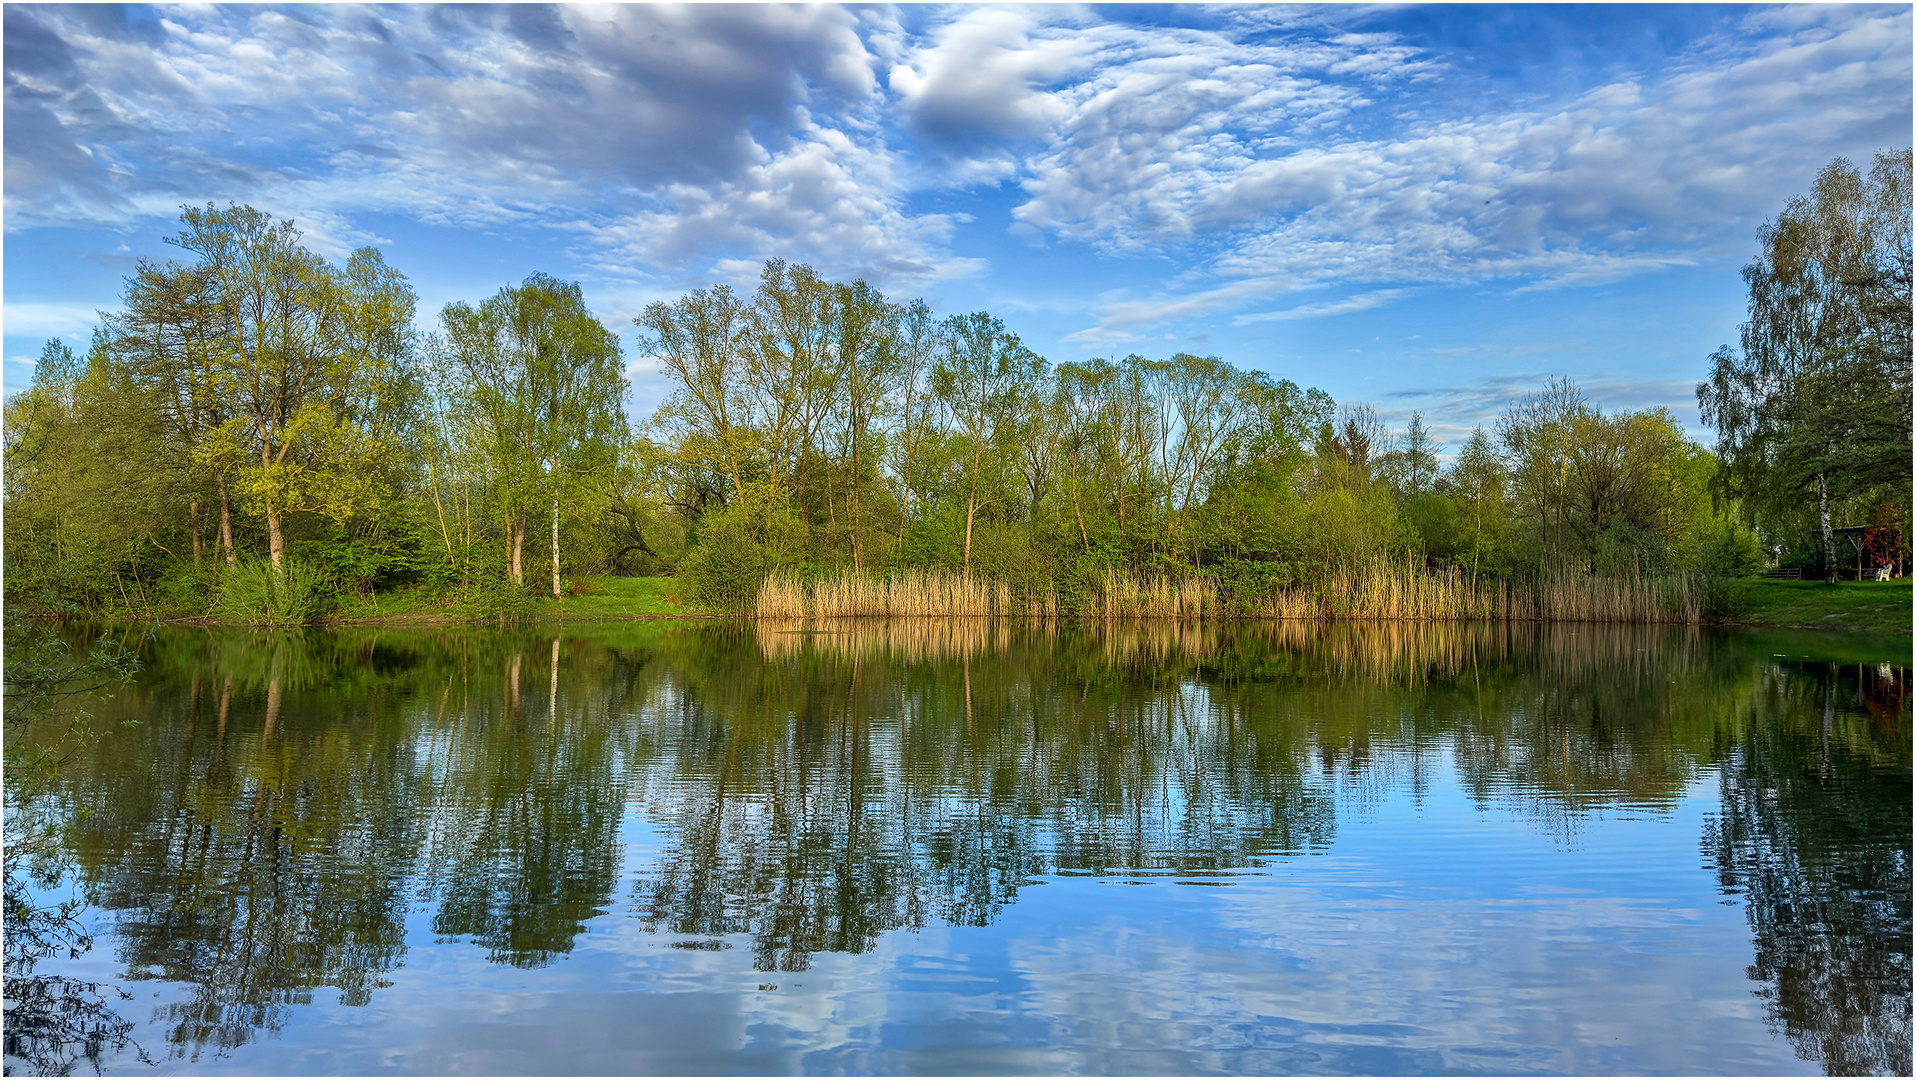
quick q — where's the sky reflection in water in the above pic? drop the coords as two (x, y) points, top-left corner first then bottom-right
(9, 620), (1909, 1075)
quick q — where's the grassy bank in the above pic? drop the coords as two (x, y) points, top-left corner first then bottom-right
(39, 571), (1911, 633)
(319, 575), (711, 623)
(1721, 579), (1912, 633)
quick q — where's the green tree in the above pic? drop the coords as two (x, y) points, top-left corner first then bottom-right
(1699, 149), (1913, 578)
(638, 283), (754, 506)
(438, 274), (628, 594)
(113, 261), (236, 566)
(932, 313), (1044, 573)
(170, 204), (418, 574)
(1439, 428), (1513, 586)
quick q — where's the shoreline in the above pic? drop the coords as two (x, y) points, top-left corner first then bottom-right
(95, 611), (1912, 632)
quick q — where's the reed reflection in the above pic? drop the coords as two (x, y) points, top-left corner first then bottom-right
(28, 620), (1909, 1074)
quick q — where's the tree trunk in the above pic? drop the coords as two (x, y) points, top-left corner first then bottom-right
(1817, 472), (1836, 583)
(510, 516), (525, 586)
(190, 497), (204, 566)
(852, 417), (865, 571)
(261, 438), (284, 573)
(898, 479), (912, 553)
(218, 476), (236, 566)
(429, 464), (455, 558)
(551, 497), (562, 599)
(964, 491), (977, 575)
(265, 502), (285, 574)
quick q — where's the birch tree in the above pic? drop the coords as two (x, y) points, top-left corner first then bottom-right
(1699, 149), (1912, 578)
(439, 274), (626, 594)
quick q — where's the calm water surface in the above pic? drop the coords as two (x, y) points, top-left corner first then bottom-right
(6, 620), (1909, 1075)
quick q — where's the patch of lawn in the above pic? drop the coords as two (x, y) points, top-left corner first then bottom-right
(319, 576), (713, 623)
(1723, 578), (1912, 634)
(537, 576), (711, 619)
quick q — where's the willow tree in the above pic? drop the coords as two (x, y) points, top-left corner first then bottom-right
(439, 274), (627, 595)
(1699, 149), (1913, 576)
(168, 204), (417, 573)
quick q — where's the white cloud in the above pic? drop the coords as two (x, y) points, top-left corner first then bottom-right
(584, 115), (986, 290)
(2, 301), (109, 341)
(4, 3), (1908, 343)
(945, 4), (1911, 337)
(5, 4), (966, 287)
(1232, 288), (1407, 325)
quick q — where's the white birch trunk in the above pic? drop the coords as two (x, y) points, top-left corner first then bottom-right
(1817, 472), (1836, 582)
(551, 497), (562, 598)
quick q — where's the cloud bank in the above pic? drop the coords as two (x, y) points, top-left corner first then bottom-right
(6, 3), (1910, 324)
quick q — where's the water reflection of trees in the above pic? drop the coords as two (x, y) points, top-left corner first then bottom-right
(1705, 663), (1911, 1076)
(51, 629), (646, 1060)
(57, 631), (431, 1059)
(35, 620), (1911, 1072)
(628, 621), (1742, 971)
(421, 636), (630, 969)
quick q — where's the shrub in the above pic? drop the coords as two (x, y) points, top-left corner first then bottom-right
(680, 506), (773, 612)
(152, 563), (218, 616)
(463, 580), (533, 621)
(214, 560), (326, 626)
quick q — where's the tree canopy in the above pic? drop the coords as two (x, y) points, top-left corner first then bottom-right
(1700, 149), (1913, 577)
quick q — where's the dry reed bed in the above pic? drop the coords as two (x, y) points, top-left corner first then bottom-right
(759, 570), (1015, 618)
(755, 564), (1711, 624)
(751, 609), (1694, 681)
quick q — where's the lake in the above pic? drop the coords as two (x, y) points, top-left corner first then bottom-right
(5, 619), (1909, 1075)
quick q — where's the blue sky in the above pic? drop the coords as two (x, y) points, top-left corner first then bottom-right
(5, 3), (1909, 448)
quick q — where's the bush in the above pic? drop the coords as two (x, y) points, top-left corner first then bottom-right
(151, 562), (218, 616)
(214, 560), (327, 625)
(463, 579), (534, 621)
(679, 504), (783, 612)
(1690, 522), (1765, 577)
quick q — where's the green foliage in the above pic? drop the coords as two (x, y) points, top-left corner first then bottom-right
(13, 193), (1906, 628)
(434, 272), (630, 596)
(462, 579), (535, 621)
(1700, 149), (1912, 574)
(214, 560), (328, 626)
(678, 503), (775, 612)
(1691, 521), (1766, 578)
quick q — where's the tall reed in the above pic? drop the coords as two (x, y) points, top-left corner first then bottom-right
(757, 569), (1012, 618)
(1090, 568), (1218, 619)
(754, 562), (1712, 624)
(1513, 570), (1708, 624)
(1247, 559), (1707, 624)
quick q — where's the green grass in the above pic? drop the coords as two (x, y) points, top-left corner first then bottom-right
(321, 576), (711, 623)
(542, 576), (709, 619)
(1722, 578), (1912, 634)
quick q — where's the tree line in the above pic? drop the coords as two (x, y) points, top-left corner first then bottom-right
(4, 149), (1908, 619)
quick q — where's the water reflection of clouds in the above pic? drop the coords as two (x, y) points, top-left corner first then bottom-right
(25, 622), (1904, 1075)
